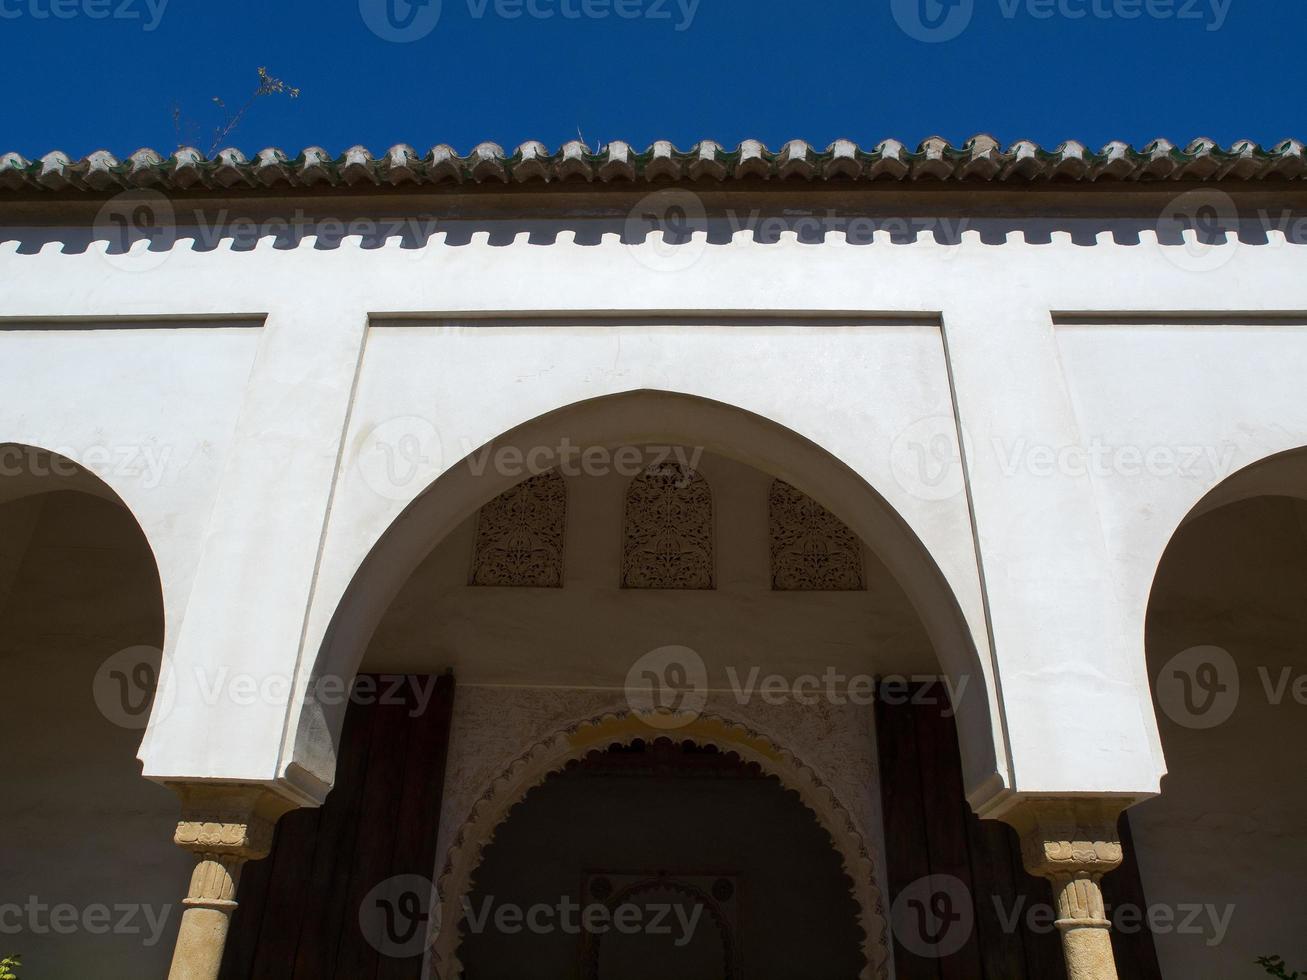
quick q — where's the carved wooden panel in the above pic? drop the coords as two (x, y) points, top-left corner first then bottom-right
(769, 480), (864, 591)
(622, 462), (713, 590)
(470, 470), (566, 588)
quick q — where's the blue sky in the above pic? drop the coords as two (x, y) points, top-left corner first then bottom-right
(2, 0), (1301, 158)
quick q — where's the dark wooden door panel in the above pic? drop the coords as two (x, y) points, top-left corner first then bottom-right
(875, 681), (1160, 980)
(220, 673), (455, 980)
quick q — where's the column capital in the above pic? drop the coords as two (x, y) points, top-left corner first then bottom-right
(1000, 797), (1129, 881)
(169, 782), (299, 862)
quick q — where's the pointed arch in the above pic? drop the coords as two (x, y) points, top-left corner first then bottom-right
(288, 390), (1001, 806)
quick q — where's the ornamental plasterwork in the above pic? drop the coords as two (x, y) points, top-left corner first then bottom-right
(768, 480), (864, 591)
(469, 470), (566, 588)
(621, 462), (713, 590)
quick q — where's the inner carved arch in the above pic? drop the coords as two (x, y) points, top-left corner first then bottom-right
(430, 711), (888, 980)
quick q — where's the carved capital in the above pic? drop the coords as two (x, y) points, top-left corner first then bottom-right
(1001, 798), (1126, 875)
(1022, 837), (1124, 881)
(169, 783), (298, 863)
(1001, 797), (1131, 933)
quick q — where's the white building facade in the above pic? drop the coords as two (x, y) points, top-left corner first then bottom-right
(1, 136), (1304, 980)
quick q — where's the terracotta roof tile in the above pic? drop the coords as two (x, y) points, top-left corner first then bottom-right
(1, 137), (1303, 194)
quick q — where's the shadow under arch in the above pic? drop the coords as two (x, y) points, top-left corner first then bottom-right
(0, 441), (182, 970)
(1165, 445), (1307, 534)
(433, 711), (888, 980)
(0, 442), (127, 508)
(1118, 444), (1307, 778)
(1141, 444), (1307, 731)
(289, 390), (1001, 801)
(1134, 446), (1307, 976)
(0, 441), (169, 735)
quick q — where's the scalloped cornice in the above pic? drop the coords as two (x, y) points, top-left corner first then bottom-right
(2, 137), (1304, 195)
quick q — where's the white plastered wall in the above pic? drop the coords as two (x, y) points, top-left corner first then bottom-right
(2, 207), (1306, 810)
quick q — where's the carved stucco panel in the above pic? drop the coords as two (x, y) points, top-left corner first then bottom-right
(769, 479), (864, 591)
(622, 463), (713, 590)
(469, 469), (566, 588)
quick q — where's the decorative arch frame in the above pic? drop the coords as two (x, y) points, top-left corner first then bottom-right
(429, 710), (889, 980)
(292, 389), (1002, 807)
